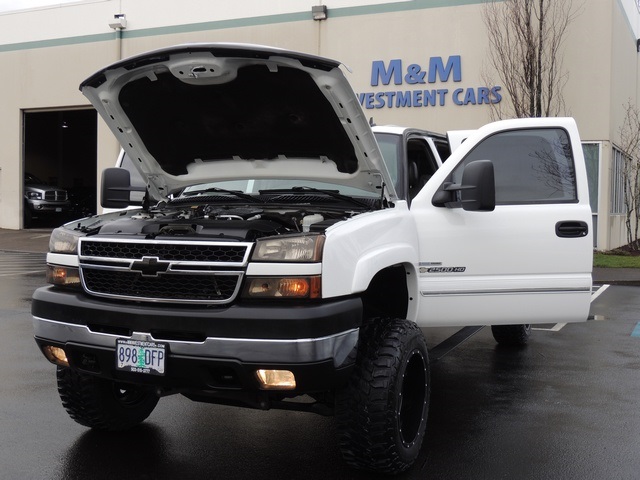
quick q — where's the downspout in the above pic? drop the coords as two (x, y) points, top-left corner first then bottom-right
(99, 12), (126, 215)
(109, 13), (126, 61)
(311, 4), (328, 56)
(115, 25), (122, 61)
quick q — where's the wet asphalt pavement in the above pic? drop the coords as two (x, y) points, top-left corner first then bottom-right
(1, 248), (639, 479)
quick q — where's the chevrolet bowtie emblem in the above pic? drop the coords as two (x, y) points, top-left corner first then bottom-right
(130, 256), (170, 276)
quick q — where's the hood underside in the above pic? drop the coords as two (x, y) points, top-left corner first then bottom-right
(81, 43), (395, 202)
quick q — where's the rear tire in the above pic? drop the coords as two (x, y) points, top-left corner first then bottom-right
(491, 324), (531, 346)
(336, 318), (430, 474)
(56, 367), (159, 430)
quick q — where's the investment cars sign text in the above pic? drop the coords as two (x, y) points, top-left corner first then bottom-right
(357, 56), (502, 109)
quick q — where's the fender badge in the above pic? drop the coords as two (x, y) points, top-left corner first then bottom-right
(420, 266), (466, 274)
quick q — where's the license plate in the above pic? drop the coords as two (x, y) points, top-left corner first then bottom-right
(55, 207), (62, 212)
(116, 339), (166, 376)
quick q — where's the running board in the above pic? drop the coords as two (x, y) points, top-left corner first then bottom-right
(428, 326), (484, 363)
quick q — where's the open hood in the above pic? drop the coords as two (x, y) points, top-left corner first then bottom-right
(81, 43), (397, 203)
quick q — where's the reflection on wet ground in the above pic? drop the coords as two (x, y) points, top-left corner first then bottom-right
(3, 271), (640, 479)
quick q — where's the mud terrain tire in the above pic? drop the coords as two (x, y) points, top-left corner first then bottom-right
(336, 318), (430, 474)
(491, 324), (532, 346)
(57, 367), (159, 430)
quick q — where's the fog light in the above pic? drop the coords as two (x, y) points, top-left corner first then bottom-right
(42, 345), (69, 367)
(255, 369), (296, 390)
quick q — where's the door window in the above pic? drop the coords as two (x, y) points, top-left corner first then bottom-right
(452, 128), (577, 204)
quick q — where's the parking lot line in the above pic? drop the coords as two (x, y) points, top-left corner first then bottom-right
(533, 285), (609, 332)
(590, 284), (610, 302)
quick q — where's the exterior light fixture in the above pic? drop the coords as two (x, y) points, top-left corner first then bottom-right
(109, 13), (126, 30)
(256, 369), (296, 390)
(312, 5), (328, 21)
(42, 345), (69, 367)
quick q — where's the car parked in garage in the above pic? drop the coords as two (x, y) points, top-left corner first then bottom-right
(24, 172), (71, 227)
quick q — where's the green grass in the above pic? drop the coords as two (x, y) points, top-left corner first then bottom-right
(593, 252), (640, 268)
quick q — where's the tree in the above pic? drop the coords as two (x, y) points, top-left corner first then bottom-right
(482, 0), (581, 119)
(618, 101), (640, 249)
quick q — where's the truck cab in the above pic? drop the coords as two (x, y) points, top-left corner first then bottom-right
(371, 125), (449, 203)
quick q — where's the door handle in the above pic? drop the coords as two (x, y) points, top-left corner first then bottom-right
(556, 221), (588, 238)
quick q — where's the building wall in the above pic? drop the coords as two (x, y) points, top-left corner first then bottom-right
(604, 0), (640, 249)
(563, 1), (613, 141)
(0, 0), (639, 249)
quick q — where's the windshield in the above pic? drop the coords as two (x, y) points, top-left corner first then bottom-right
(25, 173), (47, 185)
(119, 149), (382, 200)
(372, 133), (401, 193)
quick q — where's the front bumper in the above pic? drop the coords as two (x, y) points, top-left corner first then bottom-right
(27, 200), (71, 212)
(32, 286), (361, 397)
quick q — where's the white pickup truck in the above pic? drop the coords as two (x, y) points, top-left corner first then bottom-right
(32, 43), (592, 474)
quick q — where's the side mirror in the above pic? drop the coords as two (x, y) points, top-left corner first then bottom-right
(460, 160), (495, 211)
(101, 168), (146, 208)
(432, 160), (495, 211)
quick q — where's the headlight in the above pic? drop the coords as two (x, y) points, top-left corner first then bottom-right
(27, 192), (42, 199)
(49, 227), (84, 254)
(252, 234), (325, 262)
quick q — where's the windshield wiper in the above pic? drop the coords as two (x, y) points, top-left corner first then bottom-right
(178, 187), (261, 203)
(261, 186), (373, 209)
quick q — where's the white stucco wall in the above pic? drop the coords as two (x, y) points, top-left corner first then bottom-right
(0, 0), (638, 249)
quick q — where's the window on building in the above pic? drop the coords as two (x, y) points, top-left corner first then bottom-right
(582, 143), (599, 214)
(452, 128), (577, 205)
(610, 147), (626, 215)
(582, 142), (600, 248)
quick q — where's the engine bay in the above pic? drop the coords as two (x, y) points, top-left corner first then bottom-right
(88, 203), (364, 242)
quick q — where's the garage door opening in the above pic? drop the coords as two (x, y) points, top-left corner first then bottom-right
(23, 109), (97, 228)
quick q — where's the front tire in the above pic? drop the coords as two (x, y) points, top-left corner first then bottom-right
(336, 318), (430, 474)
(56, 367), (159, 430)
(491, 324), (531, 346)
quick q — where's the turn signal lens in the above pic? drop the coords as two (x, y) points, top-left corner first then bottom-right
(278, 278), (309, 296)
(243, 276), (321, 299)
(256, 369), (296, 390)
(46, 266), (81, 287)
(42, 345), (69, 367)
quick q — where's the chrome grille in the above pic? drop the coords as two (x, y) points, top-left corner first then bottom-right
(44, 190), (68, 201)
(78, 238), (251, 304)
